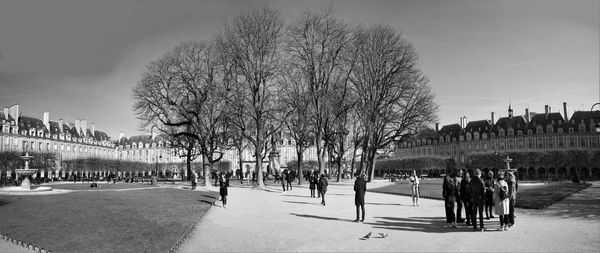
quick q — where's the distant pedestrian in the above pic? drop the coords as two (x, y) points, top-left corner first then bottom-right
(470, 169), (485, 231)
(460, 171), (472, 226)
(354, 173), (367, 222)
(409, 170), (420, 206)
(484, 171), (496, 219)
(318, 174), (328, 206)
(192, 171), (198, 190)
(442, 172), (458, 228)
(454, 170), (465, 223)
(507, 172), (518, 227)
(309, 171), (317, 198)
(280, 169), (286, 192)
(494, 171), (510, 231)
(219, 173), (229, 208)
(285, 169), (293, 191)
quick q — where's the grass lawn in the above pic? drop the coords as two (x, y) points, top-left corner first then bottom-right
(369, 179), (591, 209)
(0, 185), (218, 253)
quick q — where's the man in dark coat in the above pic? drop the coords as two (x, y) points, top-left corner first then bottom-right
(460, 171), (472, 226)
(454, 170), (465, 223)
(442, 172), (458, 228)
(318, 174), (328, 206)
(470, 169), (486, 231)
(353, 173), (367, 222)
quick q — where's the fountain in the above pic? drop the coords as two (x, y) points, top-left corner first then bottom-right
(16, 149), (38, 190)
(0, 144), (52, 194)
(502, 155), (517, 173)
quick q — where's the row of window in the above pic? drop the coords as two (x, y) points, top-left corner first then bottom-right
(399, 135), (600, 158)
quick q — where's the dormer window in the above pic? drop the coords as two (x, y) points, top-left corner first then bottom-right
(465, 133), (471, 140)
(491, 133), (496, 138)
(474, 132), (480, 140)
(507, 128), (514, 136)
(517, 130), (522, 135)
(482, 133), (487, 139)
(499, 129), (505, 137)
(558, 128), (563, 133)
(569, 128), (574, 133)
(527, 129), (533, 135)
(547, 126), (553, 134)
(29, 129), (36, 136)
(536, 126), (543, 134)
(579, 125), (586, 132)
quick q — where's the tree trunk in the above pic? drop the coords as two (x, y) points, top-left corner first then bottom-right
(237, 148), (244, 180)
(366, 148), (377, 182)
(316, 132), (325, 175)
(296, 148), (303, 185)
(202, 153), (210, 187)
(350, 146), (358, 180)
(255, 135), (264, 188)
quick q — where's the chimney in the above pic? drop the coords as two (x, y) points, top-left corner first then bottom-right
(91, 123), (95, 137)
(545, 105), (549, 118)
(525, 108), (530, 123)
(563, 102), (568, 121)
(43, 112), (50, 130)
(9, 104), (19, 124)
(81, 120), (87, 136)
(75, 119), (81, 135)
(58, 119), (64, 132)
(119, 131), (124, 141)
(435, 123), (439, 132)
(3, 108), (8, 120)
(491, 112), (495, 124)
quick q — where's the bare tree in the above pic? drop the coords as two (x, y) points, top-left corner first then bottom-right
(350, 25), (439, 181)
(217, 4), (285, 188)
(280, 65), (314, 185)
(285, 8), (355, 176)
(133, 40), (229, 186)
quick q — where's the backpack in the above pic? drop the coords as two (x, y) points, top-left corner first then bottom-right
(498, 186), (508, 200)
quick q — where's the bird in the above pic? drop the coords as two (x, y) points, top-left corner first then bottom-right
(362, 232), (372, 239)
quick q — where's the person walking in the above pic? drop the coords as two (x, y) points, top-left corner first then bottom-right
(460, 171), (472, 226)
(507, 171), (518, 227)
(494, 171), (510, 231)
(454, 170), (465, 223)
(281, 169), (287, 192)
(470, 169), (485, 231)
(484, 171), (495, 219)
(219, 173), (229, 208)
(442, 172), (458, 228)
(318, 174), (328, 206)
(192, 171), (198, 190)
(409, 170), (420, 206)
(309, 171), (317, 198)
(353, 173), (367, 222)
(285, 169), (293, 191)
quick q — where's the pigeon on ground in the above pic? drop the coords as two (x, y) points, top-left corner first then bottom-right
(362, 232), (372, 239)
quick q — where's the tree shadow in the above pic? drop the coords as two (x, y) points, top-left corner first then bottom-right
(365, 216), (481, 233)
(517, 184), (600, 221)
(290, 213), (354, 222)
(282, 194), (311, 198)
(0, 199), (10, 207)
(283, 200), (321, 206)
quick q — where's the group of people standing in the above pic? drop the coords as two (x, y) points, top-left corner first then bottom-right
(307, 170), (329, 206)
(443, 168), (518, 231)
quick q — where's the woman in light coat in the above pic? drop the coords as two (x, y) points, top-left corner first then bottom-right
(493, 171), (510, 231)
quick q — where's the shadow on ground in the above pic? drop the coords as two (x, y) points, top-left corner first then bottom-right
(283, 200), (322, 206)
(366, 216), (483, 233)
(290, 213), (355, 222)
(517, 185), (600, 221)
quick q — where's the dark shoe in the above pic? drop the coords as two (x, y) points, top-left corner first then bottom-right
(360, 219), (364, 222)
(485, 217), (490, 220)
(490, 215), (495, 219)
(466, 222), (471, 226)
(353, 219), (359, 222)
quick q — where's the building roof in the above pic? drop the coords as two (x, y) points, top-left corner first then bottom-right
(463, 120), (493, 133)
(437, 124), (462, 140)
(18, 116), (46, 131)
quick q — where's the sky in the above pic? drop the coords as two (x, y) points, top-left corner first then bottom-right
(0, 0), (598, 139)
